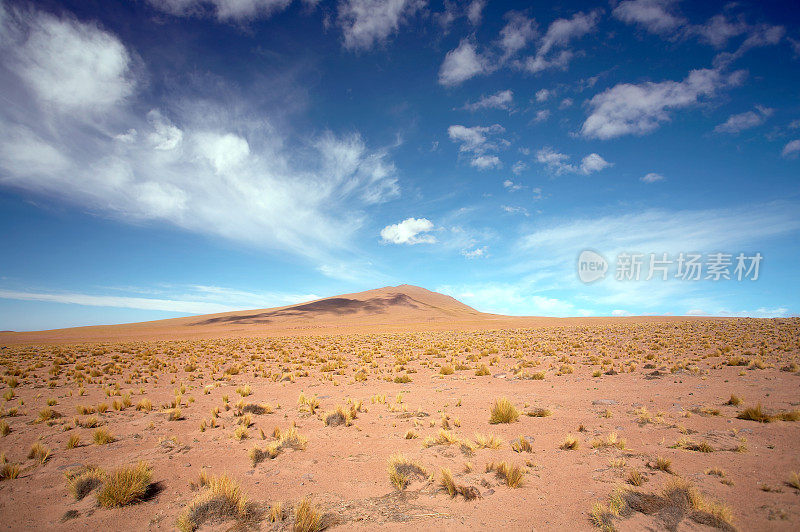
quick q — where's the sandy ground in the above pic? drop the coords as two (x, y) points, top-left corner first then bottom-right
(0, 316), (799, 531)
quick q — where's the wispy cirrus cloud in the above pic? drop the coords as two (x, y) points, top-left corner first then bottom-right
(0, 284), (320, 315)
(0, 3), (400, 276)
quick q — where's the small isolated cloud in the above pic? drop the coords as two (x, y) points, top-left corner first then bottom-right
(532, 109), (550, 123)
(535, 89), (551, 102)
(438, 39), (492, 86)
(461, 246), (488, 259)
(380, 217), (436, 244)
(448, 124), (507, 168)
(337, 0), (425, 51)
(501, 205), (529, 216)
(611, 309), (632, 317)
(612, 0), (685, 35)
(503, 179), (525, 191)
(511, 161), (527, 175)
(690, 14), (748, 48)
(714, 105), (772, 134)
(582, 68), (745, 139)
(686, 309), (706, 316)
(535, 147), (612, 175)
(531, 186), (543, 200)
(463, 89), (513, 111)
(471, 155), (501, 170)
(447, 124), (505, 153)
(521, 10), (601, 73)
(641, 172), (665, 183)
(782, 139), (800, 158)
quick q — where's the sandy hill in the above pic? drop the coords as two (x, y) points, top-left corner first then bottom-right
(0, 284), (707, 344)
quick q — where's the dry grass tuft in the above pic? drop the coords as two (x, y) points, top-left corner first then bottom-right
(474, 432), (503, 449)
(487, 461), (524, 488)
(93, 428), (115, 445)
(591, 432), (626, 450)
(388, 453), (428, 490)
(294, 497), (322, 532)
(66, 466), (104, 500)
(177, 473), (261, 532)
(489, 397), (519, 424)
(96, 461), (152, 508)
(28, 442), (51, 464)
(511, 436), (532, 453)
(560, 434), (580, 450)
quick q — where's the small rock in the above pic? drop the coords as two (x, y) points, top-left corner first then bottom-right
(592, 399), (617, 405)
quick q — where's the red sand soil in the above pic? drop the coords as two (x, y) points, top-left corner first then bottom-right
(0, 285), (798, 531)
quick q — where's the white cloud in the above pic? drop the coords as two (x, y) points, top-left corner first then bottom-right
(503, 179), (524, 191)
(463, 89), (513, 111)
(437, 282), (590, 316)
(149, 0), (293, 21)
(0, 288), (236, 314)
(641, 172), (664, 183)
(579, 153), (612, 174)
(522, 10), (600, 73)
(461, 246), (487, 259)
(535, 147), (612, 175)
(582, 68), (745, 139)
(690, 14), (747, 48)
(447, 124), (504, 152)
(337, 0), (425, 51)
(466, 0), (485, 26)
(438, 39), (491, 85)
(611, 309), (632, 317)
(8, 8), (134, 113)
(713, 23), (784, 67)
(506, 202), (800, 313)
(501, 205), (529, 216)
(532, 109), (550, 123)
(714, 105), (772, 134)
(612, 0), (685, 35)
(380, 217), (436, 244)
(448, 124), (507, 168)
(535, 88), (551, 102)
(471, 155), (501, 169)
(0, 284), (321, 315)
(0, 5), (401, 271)
(782, 140), (800, 158)
(147, 110), (184, 150)
(498, 11), (537, 58)
(511, 161), (527, 175)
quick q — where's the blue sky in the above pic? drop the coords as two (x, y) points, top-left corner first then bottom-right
(0, 0), (798, 331)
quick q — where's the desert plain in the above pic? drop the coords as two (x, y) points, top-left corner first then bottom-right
(0, 285), (798, 531)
